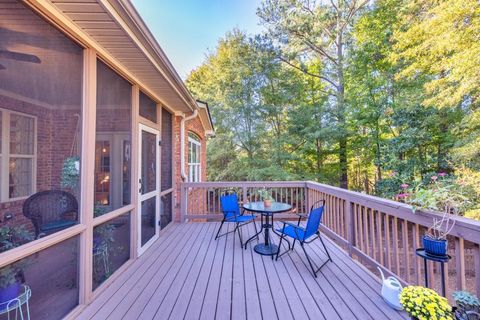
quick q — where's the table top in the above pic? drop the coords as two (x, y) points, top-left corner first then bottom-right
(243, 201), (292, 214)
(415, 248), (451, 262)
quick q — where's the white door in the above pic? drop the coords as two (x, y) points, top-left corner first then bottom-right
(138, 124), (160, 255)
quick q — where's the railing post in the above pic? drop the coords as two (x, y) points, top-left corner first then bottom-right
(242, 186), (247, 204)
(345, 199), (355, 257)
(305, 182), (310, 214)
(180, 183), (186, 222)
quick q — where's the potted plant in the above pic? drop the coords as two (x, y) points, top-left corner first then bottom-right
(453, 291), (480, 320)
(399, 286), (453, 320)
(423, 211), (455, 256)
(0, 225), (34, 309)
(258, 188), (274, 207)
(404, 174), (469, 256)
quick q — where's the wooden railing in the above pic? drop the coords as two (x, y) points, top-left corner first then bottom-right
(180, 181), (480, 299)
(181, 181), (307, 221)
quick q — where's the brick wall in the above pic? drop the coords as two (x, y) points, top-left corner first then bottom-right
(172, 115), (208, 222)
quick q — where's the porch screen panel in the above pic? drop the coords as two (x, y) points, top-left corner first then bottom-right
(0, 236), (80, 320)
(94, 60), (132, 217)
(139, 91), (157, 123)
(161, 109), (173, 191)
(92, 213), (130, 290)
(160, 192), (172, 228)
(0, 0), (83, 251)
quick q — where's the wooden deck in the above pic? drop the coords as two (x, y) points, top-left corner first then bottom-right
(77, 222), (408, 320)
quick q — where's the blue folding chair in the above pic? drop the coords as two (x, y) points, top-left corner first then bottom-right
(275, 200), (332, 277)
(215, 193), (258, 247)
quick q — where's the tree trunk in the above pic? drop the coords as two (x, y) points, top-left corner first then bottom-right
(337, 28), (348, 189)
(316, 138), (323, 181)
(375, 118), (382, 181)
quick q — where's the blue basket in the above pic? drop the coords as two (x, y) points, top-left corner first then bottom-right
(423, 236), (447, 256)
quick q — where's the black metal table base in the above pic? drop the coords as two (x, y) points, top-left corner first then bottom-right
(254, 243), (279, 256)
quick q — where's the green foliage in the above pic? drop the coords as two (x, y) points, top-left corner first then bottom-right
(187, 0), (480, 219)
(453, 291), (480, 320)
(257, 188), (274, 201)
(0, 225), (34, 289)
(61, 156), (80, 190)
(0, 225), (34, 253)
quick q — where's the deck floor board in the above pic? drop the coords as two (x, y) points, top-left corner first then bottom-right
(78, 222), (407, 320)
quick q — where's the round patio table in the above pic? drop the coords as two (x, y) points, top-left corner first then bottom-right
(243, 201), (292, 256)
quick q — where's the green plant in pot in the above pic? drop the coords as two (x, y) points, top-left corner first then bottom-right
(406, 175), (468, 256)
(453, 291), (480, 320)
(0, 225), (34, 308)
(258, 188), (273, 207)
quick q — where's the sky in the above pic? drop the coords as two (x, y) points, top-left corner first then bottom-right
(131, 0), (264, 79)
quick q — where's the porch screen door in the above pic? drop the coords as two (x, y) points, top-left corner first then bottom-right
(138, 124), (160, 254)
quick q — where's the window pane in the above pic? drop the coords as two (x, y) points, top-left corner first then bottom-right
(8, 158), (33, 198)
(188, 142), (192, 163)
(0, 236), (79, 320)
(161, 109), (172, 191)
(191, 145), (195, 164)
(9, 114), (34, 155)
(139, 91), (157, 123)
(160, 192), (172, 228)
(95, 60), (132, 216)
(0, 1), (82, 247)
(93, 213), (130, 290)
(196, 144), (201, 163)
(140, 131), (156, 194)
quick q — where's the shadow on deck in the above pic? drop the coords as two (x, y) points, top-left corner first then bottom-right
(78, 222), (408, 320)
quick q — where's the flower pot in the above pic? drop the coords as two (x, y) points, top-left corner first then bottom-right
(423, 235), (447, 256)
(263, 200), (272, 207)
(0, 281), (21, 311)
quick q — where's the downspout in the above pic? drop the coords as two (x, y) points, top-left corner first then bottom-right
(180, 110), (198, 181)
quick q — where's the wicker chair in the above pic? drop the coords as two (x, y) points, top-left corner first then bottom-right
(22, 190), (78, 238)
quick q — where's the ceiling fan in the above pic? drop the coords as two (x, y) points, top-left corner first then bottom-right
(0, 49), (41, 70)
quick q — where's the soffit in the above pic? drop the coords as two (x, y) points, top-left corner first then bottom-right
(48, 0), (195, 113)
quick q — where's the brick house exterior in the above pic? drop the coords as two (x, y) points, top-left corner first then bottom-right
(173, 113), (209, 222)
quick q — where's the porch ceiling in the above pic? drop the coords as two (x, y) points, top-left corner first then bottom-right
(48, 0), (197, 114)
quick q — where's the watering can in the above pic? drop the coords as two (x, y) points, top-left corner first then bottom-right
(378, 267), (403, 310)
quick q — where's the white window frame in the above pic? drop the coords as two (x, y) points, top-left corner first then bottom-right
(0, 107), (37, 202)
(187, 133), (201, 182)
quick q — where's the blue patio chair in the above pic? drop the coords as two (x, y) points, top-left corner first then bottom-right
(275, 200), (332, 277)
(215, 193), (258, 247)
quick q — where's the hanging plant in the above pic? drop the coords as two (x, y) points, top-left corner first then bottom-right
(61, 156), (80, 190)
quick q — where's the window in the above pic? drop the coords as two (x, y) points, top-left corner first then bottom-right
(187, 133), (201, 182)
(0, 110), (37, 201)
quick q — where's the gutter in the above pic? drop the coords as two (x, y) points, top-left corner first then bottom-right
(180, 110), (199, 180)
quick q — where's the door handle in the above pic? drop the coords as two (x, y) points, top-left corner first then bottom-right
(139, 178), (143, 193)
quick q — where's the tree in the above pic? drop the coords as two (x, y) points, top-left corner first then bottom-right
(258, 0), (369, 188)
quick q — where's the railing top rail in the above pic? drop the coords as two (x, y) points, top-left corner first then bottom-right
(306, 181), (480, 244)
(182, 181), (308, 188)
